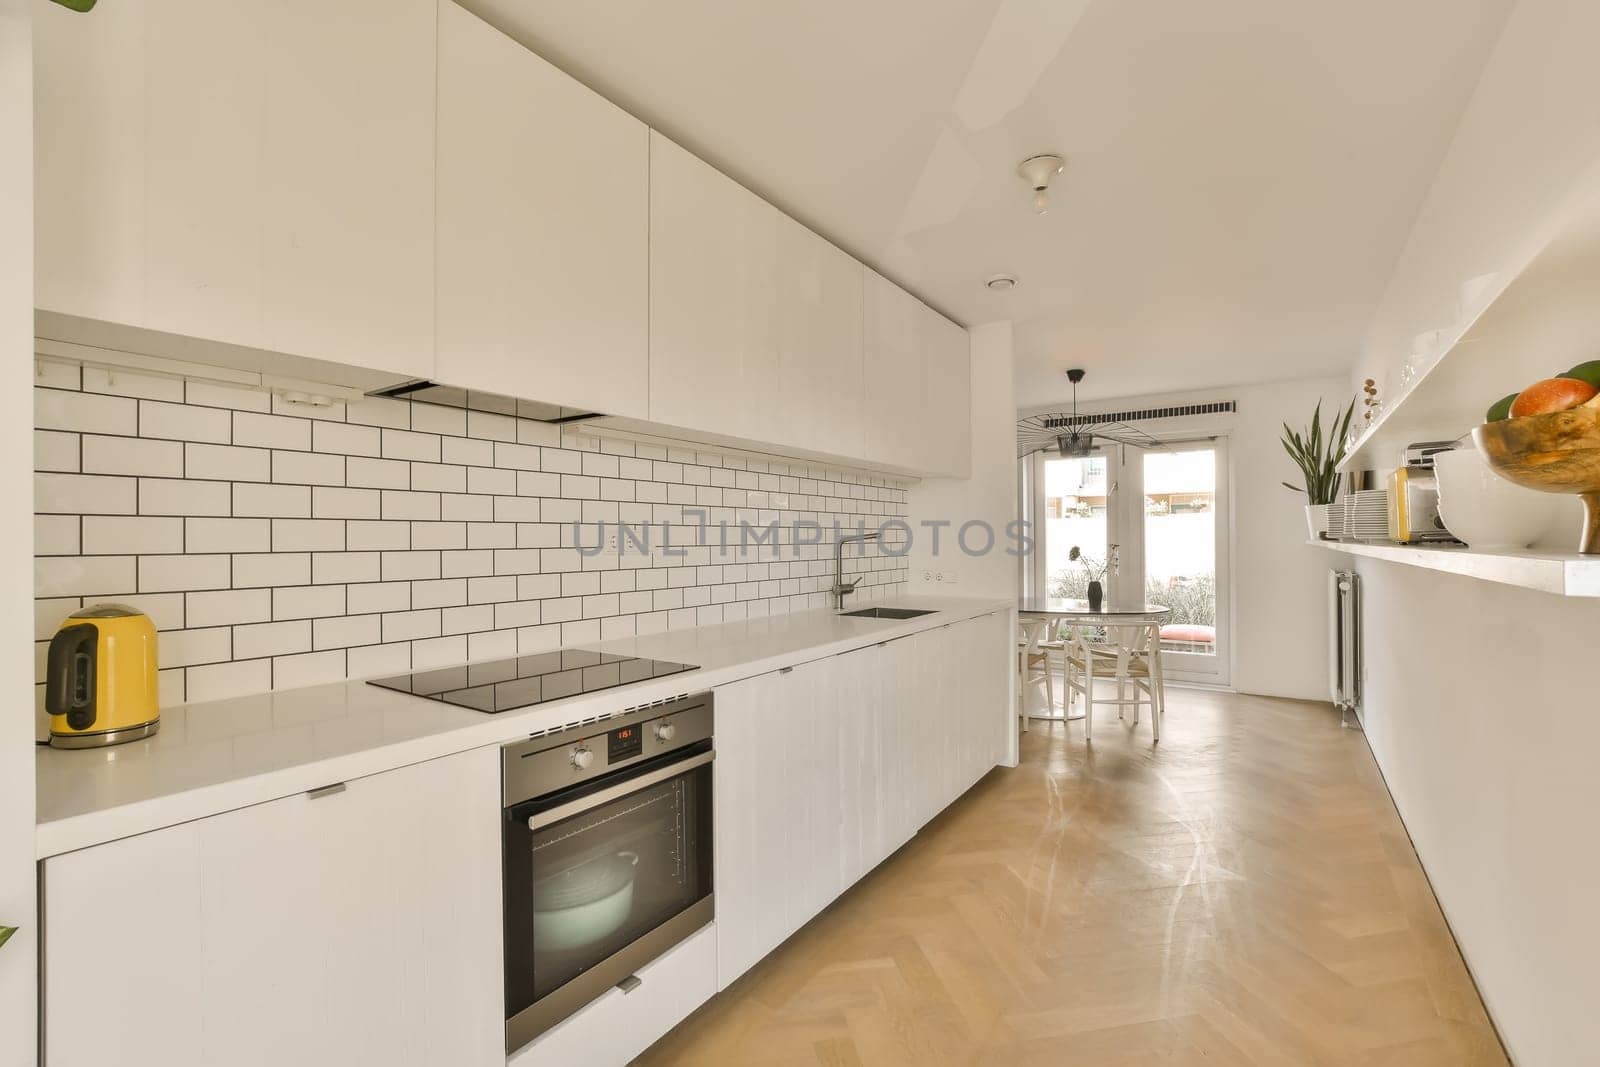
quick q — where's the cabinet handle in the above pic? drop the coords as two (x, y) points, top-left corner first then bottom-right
(616, 974), (642, 994)
(306, 782), (347, 799)
(778, 666), (794, 674)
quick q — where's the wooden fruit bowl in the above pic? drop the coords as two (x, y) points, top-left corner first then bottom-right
(1473, 404), (1600, 554)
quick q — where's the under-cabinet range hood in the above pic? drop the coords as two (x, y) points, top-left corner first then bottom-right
(367, 380), (604, 425)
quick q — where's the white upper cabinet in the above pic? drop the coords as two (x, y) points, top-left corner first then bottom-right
(863, 268), (970, 477)
(435, 1), (649, 418)
(258, 0), (438, 377)
(649, 132), (865, 458)
(33, 0), (438, 379)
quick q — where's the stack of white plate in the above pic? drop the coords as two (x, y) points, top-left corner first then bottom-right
(1325, 500), (1348, 540)
(1343, 489), (1389, 541)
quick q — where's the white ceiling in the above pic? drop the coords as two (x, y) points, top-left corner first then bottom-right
(460, 0), (1514, 406)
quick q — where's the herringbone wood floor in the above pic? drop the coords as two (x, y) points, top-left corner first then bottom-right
(636, 689), (1507, 1066)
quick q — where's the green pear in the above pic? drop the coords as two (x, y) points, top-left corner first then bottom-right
(1484, 393), (1517, 422)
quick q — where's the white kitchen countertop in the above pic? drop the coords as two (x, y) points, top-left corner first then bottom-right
(36, 594), (1012, 858)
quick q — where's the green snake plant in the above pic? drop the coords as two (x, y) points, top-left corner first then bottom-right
(48, 0), (97, 10)
(1281, 399), (1355, 506)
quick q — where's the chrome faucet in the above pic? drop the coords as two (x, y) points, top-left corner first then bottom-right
(832, 531), (881, 610)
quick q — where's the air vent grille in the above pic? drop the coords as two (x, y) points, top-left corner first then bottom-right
(1043, 401), (1235, 429)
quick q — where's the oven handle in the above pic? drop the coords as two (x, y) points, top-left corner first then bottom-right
(526, 750), (714, 832)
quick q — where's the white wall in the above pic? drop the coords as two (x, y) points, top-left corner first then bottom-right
(0, 2), (36, 1063)
(906, 320), (1018, 600)
(1023, 375), (1350, 701)
(1348, 2), (1600, 1062)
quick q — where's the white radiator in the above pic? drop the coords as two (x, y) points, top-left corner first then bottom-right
(1328, 569), (1361, 727)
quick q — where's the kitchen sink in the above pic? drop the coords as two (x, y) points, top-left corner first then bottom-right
(839, 607), (936, 620)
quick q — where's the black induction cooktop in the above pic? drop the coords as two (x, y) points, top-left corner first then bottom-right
(367, 649), (698, 714)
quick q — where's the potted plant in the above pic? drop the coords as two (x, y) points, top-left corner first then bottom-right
(1068, 546), (1108, 610)
(1281, 398), (1355, 539)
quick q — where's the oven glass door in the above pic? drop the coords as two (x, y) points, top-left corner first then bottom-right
(504, 744), (712, 1043)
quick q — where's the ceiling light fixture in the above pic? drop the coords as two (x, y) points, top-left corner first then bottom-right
(985, 273), (1018, 291)
(1016, 154), (1065, 215)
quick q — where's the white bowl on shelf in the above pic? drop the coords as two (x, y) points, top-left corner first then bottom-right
(1433, 446), (1562, 549)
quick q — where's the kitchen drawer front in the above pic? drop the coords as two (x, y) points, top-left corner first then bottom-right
(509, 920), (717, 1067)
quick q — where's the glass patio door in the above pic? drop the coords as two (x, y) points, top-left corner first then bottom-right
(1030, 439), (1230, 686)
(1132, 442), (1229, 685)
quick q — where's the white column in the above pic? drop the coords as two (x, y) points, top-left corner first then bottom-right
(0, 2), (37, 1064)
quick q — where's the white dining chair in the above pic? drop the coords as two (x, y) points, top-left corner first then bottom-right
(1064, 621), (1166, 742)
(1017, 618), (1055, 731)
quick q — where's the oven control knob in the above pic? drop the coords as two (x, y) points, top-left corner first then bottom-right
(654, 721), (677, 743)
(570, 746), (595, 770)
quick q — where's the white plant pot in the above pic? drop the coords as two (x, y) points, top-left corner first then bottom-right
(1304, 503), (1331, 540)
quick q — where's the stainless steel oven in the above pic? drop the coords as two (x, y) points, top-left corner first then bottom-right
(502, 692), (714, 1054)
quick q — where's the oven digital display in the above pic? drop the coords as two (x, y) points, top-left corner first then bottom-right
(607, 723), (642, 762)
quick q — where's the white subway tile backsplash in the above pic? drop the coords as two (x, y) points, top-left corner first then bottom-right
(139, 554), (231, 593)
(410, 403), (466, 437)
(273, 584), (346, 620)
(382, 609), (441, 643)
(236, 412), (311, 451)
(271, 519), (345, 552)
(35, 375), (909, 706)
(35, 430), (80, 473)
(311, 552), (381, 585)
(187, 588), (272, 628)
(35, 515), (80, 556)
(160, 627), (232, 668)
(445, 436), (495, 468)
(411, 634), (467, 668)
(271, 650), (346, 690)
(36, 389), (137, 435)
(466, 410), (516, 442)
(185, 517), (271, 554)
(347, 641), (410, 677)
(233, 553), (311, 589)
(138, 400), (232, 443)
(272, 450), (344, 486)
(347, 456), (411, 490)
(234, 619), (311, 660)
(314, 614), (382, 651)
(312, 421), (382, 457)
(185, 379), (272, 412)
(37, 473), (137, 515)
(381, 490), (440, 521)
(345, 520), (410, 552)
(346, 581), (410, 615)
(186, 443), (271, 483)
(187, 659), (273, 702)
(140, 478), (232, 517)
(346, 396), (411, 430)
(441, 493), (493, 522)
(381, 428), (440, 462)
(382, 550), (440, 582)
(83, 516), (184, 556)
(311, 487), (381, 520)
(411, 462), (466, 493)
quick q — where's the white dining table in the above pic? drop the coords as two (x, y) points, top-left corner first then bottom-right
(1018, 597), (1171, 721)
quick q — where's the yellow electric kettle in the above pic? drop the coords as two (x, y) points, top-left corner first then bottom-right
(44, 604), (160, 749)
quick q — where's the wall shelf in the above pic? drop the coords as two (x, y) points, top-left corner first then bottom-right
(1309, 539), (1600, 597)
(1340, 177), (1600, 473)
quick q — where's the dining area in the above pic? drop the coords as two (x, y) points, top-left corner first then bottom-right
(1017, 596), (1172, 742)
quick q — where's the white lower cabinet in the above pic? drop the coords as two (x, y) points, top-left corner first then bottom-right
(41, 748), (503, 1067)
(713, 613), (1009, 991)
(509, 922), (717, 1067)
